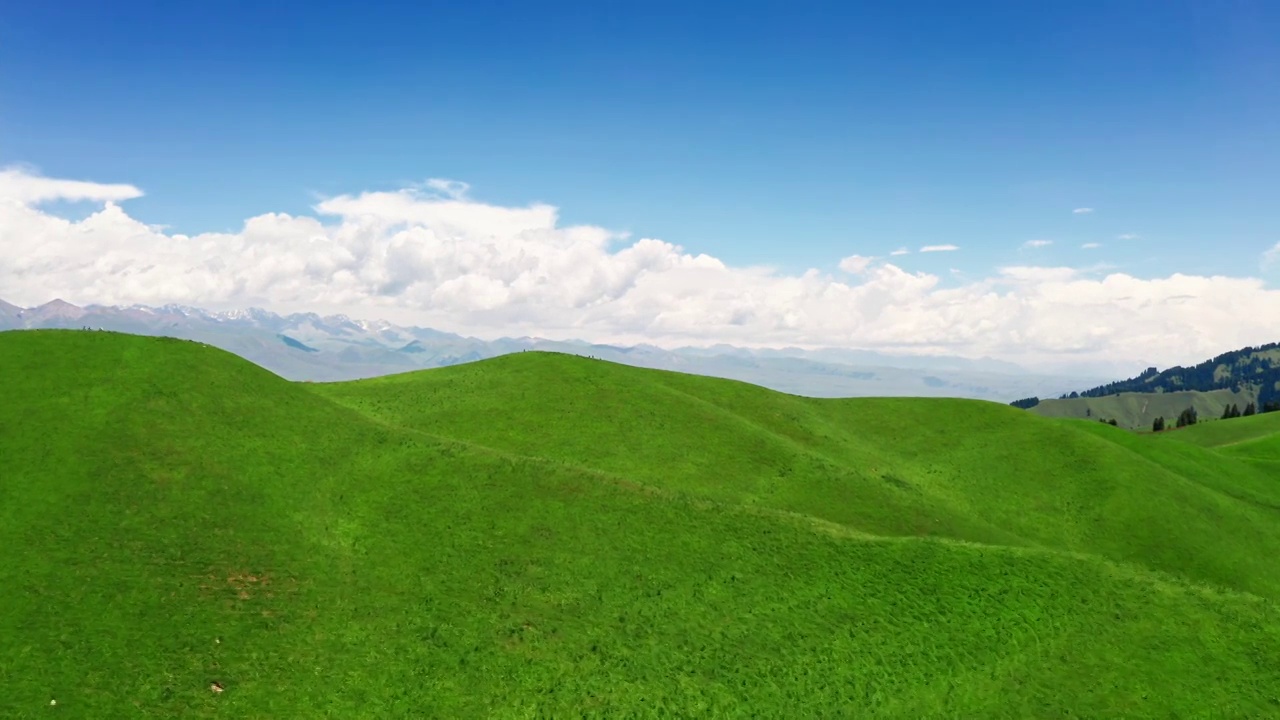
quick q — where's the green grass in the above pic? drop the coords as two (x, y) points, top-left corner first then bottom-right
(1159, 409), (1280, 448)
(3, 330), (1280, 717)
(315, 353), (1280, 600)
(1028, 388), (1253, 430)
(1158, 411), (1280, 467)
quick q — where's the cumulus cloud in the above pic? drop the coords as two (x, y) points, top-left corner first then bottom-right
(889, 247), (910, 256)
(3, 167), (1279, 368)
(838, 254), (875, 274)
(1117, 233), (1139, 240)
(919, 244), (959, 253)
(1082, 242), (1102, 249)
(1073, 207), (1094, 214)
(1022, 239), (1053, 249)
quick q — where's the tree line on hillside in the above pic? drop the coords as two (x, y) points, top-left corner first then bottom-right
(1221, 403), (1255, 420)
(1057, 343), (1280, 402)
(1148, 407), (1200, 431)
(1011, 342), (1280, 414)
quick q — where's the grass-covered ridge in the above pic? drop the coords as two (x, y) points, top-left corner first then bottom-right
(4, 330), (1280, 717)
(1022, 341), (1280, 429)
(316, 351), (1280, 599)
(1027, 387), (1251, 430)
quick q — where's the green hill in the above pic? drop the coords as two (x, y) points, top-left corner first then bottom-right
(314, 352), (1280, 599)
(1027, 387), (1251, 430)
(3, 330), (1280, 717)
(1159, 409), (1280, 450)
(1017, 341), (1280, 429)
(1159, 411), (1280, 465)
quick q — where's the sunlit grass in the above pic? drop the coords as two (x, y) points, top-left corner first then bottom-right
(3, 330), (1280, 717)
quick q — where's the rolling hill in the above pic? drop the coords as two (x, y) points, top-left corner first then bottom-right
(3, 330), (1280, 717)
(1161, 410), (1280, 464)
(1017, 342), (1280, 429)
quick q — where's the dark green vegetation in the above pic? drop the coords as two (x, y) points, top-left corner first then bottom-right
(1016, 342), (1280, 429)
(4, 330), (1280, 717)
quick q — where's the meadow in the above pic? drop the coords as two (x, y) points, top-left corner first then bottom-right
(1028, 387), (1251, 430)
(2, 330), (1279, 717)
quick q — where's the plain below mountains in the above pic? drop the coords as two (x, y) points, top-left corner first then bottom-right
(0, 297), (1107, 402)
(3, 329), (1280, 716)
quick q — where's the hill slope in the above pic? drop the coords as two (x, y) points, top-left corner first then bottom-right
(3, 331), (1280, 717)
(1019, 342), (1280, 428)
(1028, 387), (1253, 430)
(314, 352), (1280, 600)
(1159, 411), (1280, 465)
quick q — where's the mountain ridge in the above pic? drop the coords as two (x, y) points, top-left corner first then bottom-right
(0, 297), (1105, 401)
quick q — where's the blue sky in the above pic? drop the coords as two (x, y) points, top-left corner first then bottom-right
(3, 1), (1280, 368)
(4, 0), (1278, 277)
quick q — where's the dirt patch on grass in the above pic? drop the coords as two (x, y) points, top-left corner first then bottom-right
(195, 569), (300, 603)
(226, 572), (271, 599)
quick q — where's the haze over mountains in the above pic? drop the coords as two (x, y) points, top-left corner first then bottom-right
(0, 297), (1108, 402)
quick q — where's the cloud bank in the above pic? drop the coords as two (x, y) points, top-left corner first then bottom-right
(2, 167), (1278, 369)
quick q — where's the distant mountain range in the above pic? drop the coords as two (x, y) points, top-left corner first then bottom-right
(1015, 342), (1280, 428)
(0, 298), (1107, 402)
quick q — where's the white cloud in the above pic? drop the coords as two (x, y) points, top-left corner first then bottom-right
(889, 247), (910, 256)
(997, 266), (1079, 283)
(1073, 207), (1094, 214)
(1022, 239), (1053, 249)
(419, 178), (471, 200)
(1264, 242), (1280, 268)
(0, 166), (143, 205)
(1117, 233), (1139, 240)
(838, 254), (875, 274)
(1081, 242), (1102, 249)
(919, 244), (959, 253)
(3, 167), (1278, 368)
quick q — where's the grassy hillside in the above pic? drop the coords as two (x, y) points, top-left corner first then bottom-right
(4, 330), (1280, 717)
(1159, 411), (1280, 465)
(1027, 387), (1250, 430)
(1158, 409), (1280, 449)
(1021, 341), (1280, 429)
(315, 353), (1280, 600)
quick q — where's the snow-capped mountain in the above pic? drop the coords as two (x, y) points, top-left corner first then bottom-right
(0, 297), (1109, 400)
